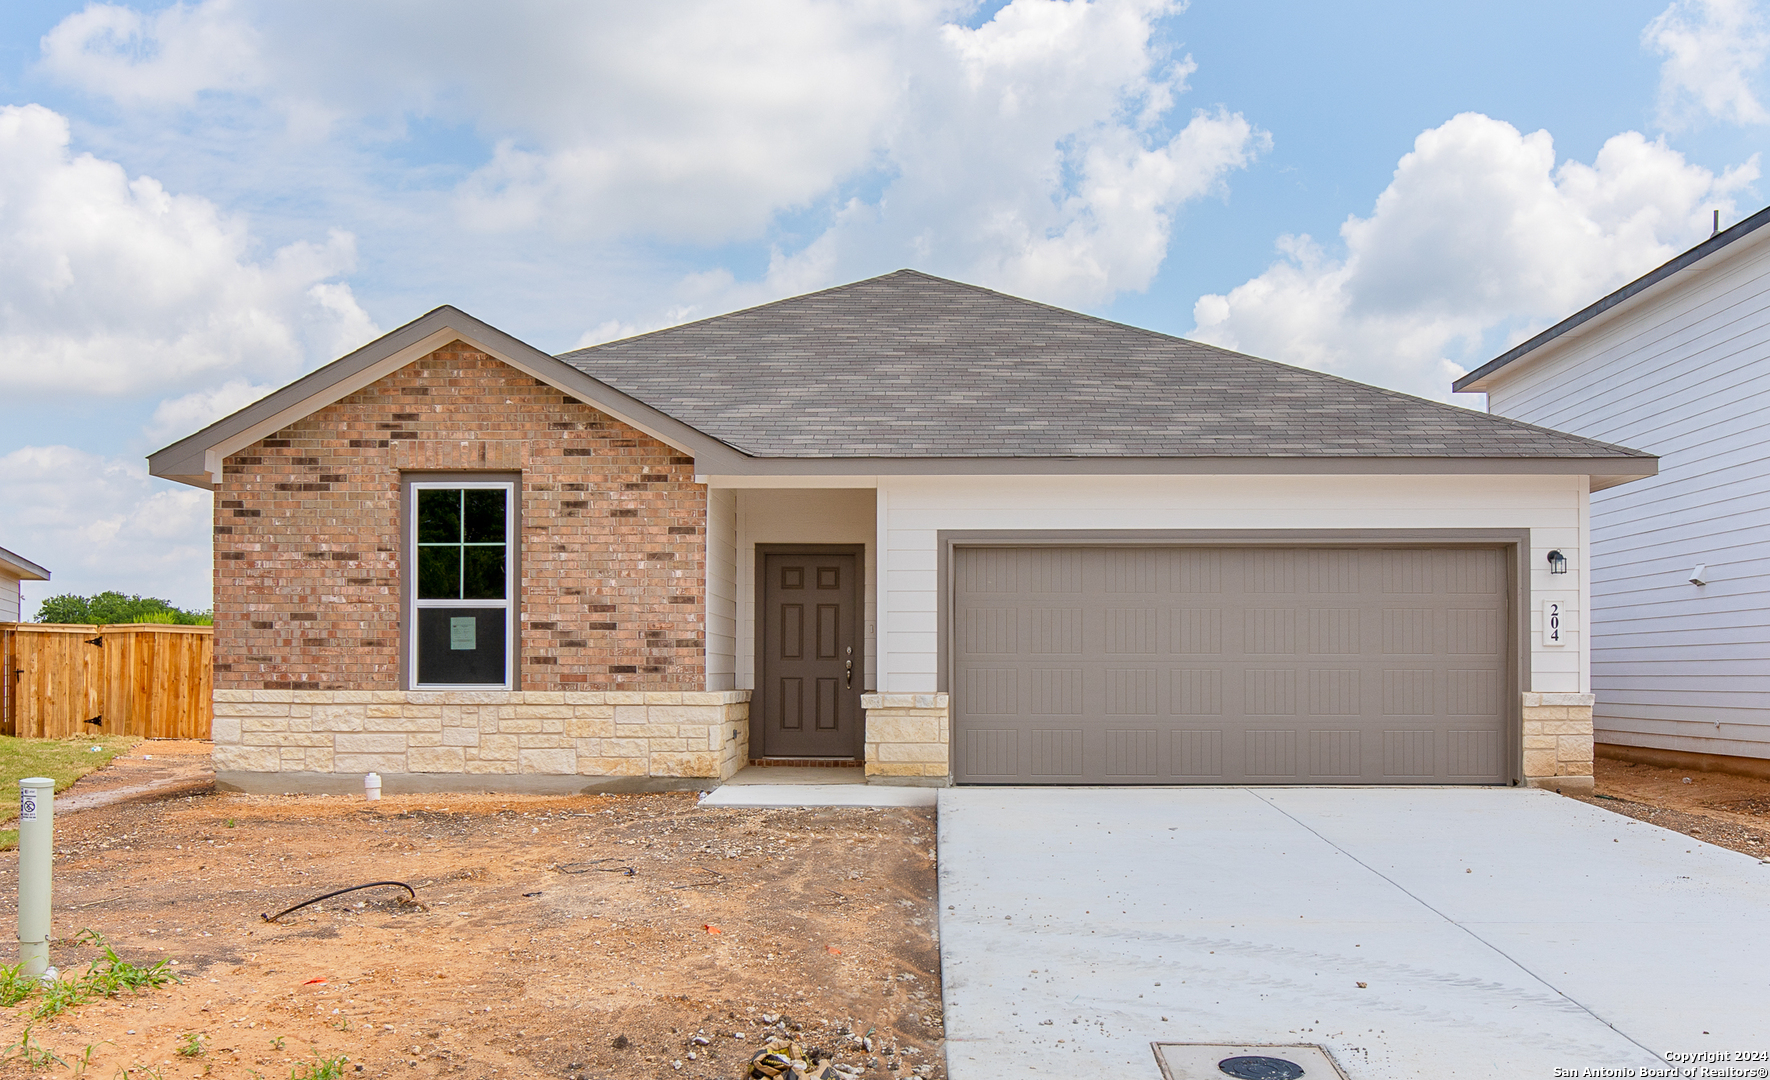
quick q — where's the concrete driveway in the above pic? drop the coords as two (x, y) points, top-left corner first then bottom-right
(936, 787), (1770, 1079)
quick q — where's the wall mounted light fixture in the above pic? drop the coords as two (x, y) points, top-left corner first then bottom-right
(1546, 550), (1568, 575)
(1689, 564), (1707, 586)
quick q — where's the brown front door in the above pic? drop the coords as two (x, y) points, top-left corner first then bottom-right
(758, 549), (862, 759)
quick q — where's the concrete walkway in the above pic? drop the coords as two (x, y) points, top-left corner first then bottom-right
(52, 740), (214, 815)
(937, 787), (1770, 1078)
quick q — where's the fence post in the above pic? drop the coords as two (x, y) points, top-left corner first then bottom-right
(17, 777), (55, 978)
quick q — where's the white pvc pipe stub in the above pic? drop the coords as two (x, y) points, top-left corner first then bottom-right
(17, 777), (54, 979)
(364, 773), (381, 801)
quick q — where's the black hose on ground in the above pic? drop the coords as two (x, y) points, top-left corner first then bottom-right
(260, 881), (418, 923)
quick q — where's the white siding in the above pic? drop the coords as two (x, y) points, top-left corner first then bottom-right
(733, 489), (877, 692)
(1484, 237), (1770, 759)
(877, 473), (1588, 696)
(0, 574), (19, 622)
(705, 488), (738, 691)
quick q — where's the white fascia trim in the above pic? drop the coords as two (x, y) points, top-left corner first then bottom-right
(696, 474), (882, 489)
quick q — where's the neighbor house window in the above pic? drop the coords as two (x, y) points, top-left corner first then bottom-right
(409, 480), (514, 688)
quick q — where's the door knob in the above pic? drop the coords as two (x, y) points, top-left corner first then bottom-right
(845, 659), (853, 688)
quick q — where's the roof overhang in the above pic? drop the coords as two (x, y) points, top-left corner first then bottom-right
(0, 546), (50, 582)
(1455, 203), (1770, 393)
(148, 304), (1657, 494)
(700, 455), (1655, 490)
(148, 306), (755, 488)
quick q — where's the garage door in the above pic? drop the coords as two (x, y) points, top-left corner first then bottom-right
(952, 546), (1510, 785)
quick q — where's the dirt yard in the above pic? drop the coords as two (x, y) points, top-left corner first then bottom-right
(5, 744), (1765, 1080)
(1579, 755), (1770, 861)
(0, 775), (944, 1080)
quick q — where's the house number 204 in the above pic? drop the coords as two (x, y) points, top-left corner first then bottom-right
(1543, 600), (1565, 647)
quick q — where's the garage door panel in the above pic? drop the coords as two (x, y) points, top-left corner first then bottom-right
(1170, 729), (1226, 777)
(1029, 548), (1085, 592)
(1104, 668), (1158, 714)
(1105, 729), (1159, 777)
(960, 727), (1019, 778)
(962, 666), (1019, 714)
(1308, 729), (1364, 777)
(1029, 728), (1085, 777)
(1030, 668), (1083, 714)
(1383, 729), (1436, 777)
(1244, 729), (1299, 776)
(1031, 608), (1084, 653)
(1244, 668), (1297, 715)
(953, 545), (1510, 785)
(1171, 608), (1225, 653)
(1448, 729), (1502, 776)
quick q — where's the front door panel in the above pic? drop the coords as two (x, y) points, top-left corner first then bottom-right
(760, 551), (861, 758)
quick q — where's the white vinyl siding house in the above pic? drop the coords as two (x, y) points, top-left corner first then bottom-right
(1457, 211), (1770, 765)
(0, 548), (50, 623)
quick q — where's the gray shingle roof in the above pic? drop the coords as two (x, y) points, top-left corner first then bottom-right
(558, 270), (1649, 461)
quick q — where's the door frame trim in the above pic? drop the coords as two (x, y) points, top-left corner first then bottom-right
(938, 528), (1529, 785)
(753, 543), (867, 760)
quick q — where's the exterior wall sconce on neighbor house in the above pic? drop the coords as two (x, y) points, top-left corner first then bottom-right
(1546, 549), (1568, 575)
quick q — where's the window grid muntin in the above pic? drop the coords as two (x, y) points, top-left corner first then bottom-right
(409, 480), (515, 689)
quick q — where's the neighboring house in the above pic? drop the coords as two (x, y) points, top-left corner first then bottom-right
(0, 546), (50, 622)
(150, 271), (1656, 794)
(1456, 206), (1770, 777)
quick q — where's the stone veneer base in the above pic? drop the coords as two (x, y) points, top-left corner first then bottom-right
(1521, 692), (1595, 796)
(215, 771), (713, 796)
(862, 693), (952, 786)
(213, 689), (750, 782)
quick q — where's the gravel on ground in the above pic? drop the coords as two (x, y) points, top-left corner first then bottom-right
(0, 782), (943, 1080)
(1576, 755), (1770, 862)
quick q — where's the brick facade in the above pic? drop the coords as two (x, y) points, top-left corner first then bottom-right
(214, 341), (706, 692)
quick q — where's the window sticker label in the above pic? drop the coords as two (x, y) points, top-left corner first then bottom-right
(450, 617), (477, 651)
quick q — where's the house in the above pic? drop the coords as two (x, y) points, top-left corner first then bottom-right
(1455, 206), (1770, 779)
(150, 271), (1656, 794)
(0, 546), (50, 622)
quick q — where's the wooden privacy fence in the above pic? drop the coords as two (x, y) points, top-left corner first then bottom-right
(0, 623), (212, 739)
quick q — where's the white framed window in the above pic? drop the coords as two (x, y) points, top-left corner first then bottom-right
(409, 480), (515, 688)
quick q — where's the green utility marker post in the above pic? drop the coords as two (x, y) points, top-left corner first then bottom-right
(17, 777), (55, 979)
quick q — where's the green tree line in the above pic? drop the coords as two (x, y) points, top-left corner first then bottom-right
(32, 592), (212, 626)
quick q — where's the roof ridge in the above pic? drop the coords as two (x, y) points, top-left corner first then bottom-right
(558, 269), (927, 358)
(768, 270), (1655, 458)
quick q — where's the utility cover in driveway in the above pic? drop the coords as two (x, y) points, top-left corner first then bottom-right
(952, 546), (1509, 784)
(1153, 1044), (1347, 1080)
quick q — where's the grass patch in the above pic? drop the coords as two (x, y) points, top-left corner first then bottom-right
(291, 1055), (348, 1080)
(0, 736), (139, 843)
(0, 937), (182, 1024)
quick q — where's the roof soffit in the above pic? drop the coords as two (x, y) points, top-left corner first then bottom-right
(0, 546), (50, 581)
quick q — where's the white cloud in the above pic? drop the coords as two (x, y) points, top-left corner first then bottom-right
(1644, 0), (1770, 128)
(144, 378), (276, 447)
(561, 0), (1266, 332)
(38, 0), (262, 105)
(0, 103), (378, 400)
(39, 0), (1262, 315)
(0, 445), (212, 612)
(1191, 113), (1758, 401)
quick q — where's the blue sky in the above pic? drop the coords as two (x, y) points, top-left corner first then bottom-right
(1, 0), (1766, 611)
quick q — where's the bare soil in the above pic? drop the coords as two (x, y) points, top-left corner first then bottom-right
(10, 745), (1758, 1080)
(0, 783), (943, 1080)
(1577, 756), (1770, 861)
